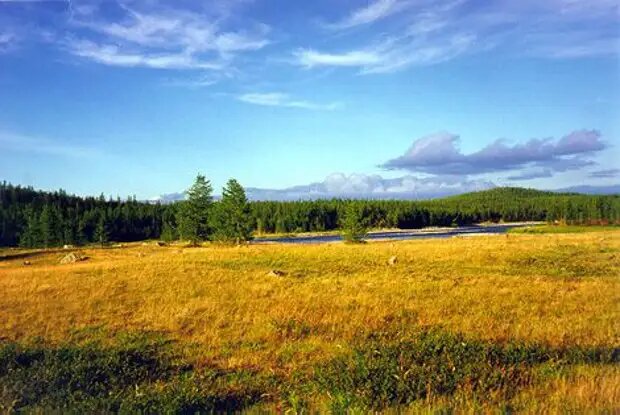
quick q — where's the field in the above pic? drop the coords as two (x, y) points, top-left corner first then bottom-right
(1, 230), (619, 412)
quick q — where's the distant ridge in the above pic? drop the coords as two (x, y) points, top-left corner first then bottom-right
(153, 184), (620, 203)
(553, 184), (620, 195)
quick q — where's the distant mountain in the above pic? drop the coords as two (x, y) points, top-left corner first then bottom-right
(554, 184), (620, 195)
(152, 183), (620, 203)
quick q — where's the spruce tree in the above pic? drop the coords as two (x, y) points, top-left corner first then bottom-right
(39, 204), (53, 248)
(19, 208), (41, 248)
(160, 221), (178, 242)
(95, 215), (109, 247)
(211, 179), (253, 244)
(341, 202), (367, 243)
(177, 174), (213, 245)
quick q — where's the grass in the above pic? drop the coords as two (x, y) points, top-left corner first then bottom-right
(0, 230), (618, 412)
(508, 224), (620, 234)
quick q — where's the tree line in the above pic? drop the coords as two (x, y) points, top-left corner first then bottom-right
(1, 179), (618, 248)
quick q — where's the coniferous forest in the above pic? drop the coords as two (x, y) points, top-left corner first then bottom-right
(1, 180), (618, 248)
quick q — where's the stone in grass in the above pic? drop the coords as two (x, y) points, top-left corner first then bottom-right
(59, 252), (86, 264)
(267, 269), (286, 277)
(388, 255), (398, 266)
(23, 260), (32, 266)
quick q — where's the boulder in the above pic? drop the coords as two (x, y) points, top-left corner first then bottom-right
(59, 252), (86, 264)
(63, 244), (74, 249)
(388, 255), (398, 266)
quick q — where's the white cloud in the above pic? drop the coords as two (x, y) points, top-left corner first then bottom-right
(294, 49), (381, 68)
(237, 92), (341, 110)
(294, 32), (476, 74)
(66, 39), (224, 70)
(295, 0), (618, 74)
(325, 0), (410, 30)
(153, 173), (496, 202)
(245, 173), (495, 200)
(65, 4), (270, 71)
(382, 130), (607, 175)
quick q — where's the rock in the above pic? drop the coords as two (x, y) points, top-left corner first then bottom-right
(267, 269), (286, 277)
(155, 241), (167, 247)
(59, 252), (86, 264)
(23, 260), (32, 266)
(63, 244), (74, 249)
(388, 256), (398, 266)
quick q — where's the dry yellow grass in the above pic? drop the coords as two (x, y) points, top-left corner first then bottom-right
(0, 231), (618, 411)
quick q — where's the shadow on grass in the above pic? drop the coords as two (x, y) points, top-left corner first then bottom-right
(1, 328), (618, 413)
(0, 331), (275, 413)
(313, 328), (619, 412)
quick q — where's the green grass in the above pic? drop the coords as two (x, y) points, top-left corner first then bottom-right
(508, 224), (620, 234)
(311, 329), (618, 412)
(2, 329), (617, 413)
(0, 332), (276, 413)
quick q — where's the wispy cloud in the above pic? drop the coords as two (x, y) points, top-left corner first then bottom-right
(294, 49), (381, 68)
(64, 3), (270, 71)
(589, 168), (620, 179)
(237, 92), (341, 110)
(295, 32), (476, 74)
(381, 130), (608, 176)
(506, 169), (553, 181)
(295, 0), (618, 74)
(324, 0), (411, 30)
(66, 39), (226, 70)
(0, 31), (16, 52)
(0, 130), (101, 159)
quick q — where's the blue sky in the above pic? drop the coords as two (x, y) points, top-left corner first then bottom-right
(0, 0), (618, 200)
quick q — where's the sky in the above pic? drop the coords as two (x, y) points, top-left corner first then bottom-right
(0, 0), (619, 200)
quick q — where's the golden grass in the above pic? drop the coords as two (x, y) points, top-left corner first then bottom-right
(1, 231), (618, 410)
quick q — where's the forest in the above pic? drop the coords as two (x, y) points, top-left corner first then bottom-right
(1, 180), (619, 248)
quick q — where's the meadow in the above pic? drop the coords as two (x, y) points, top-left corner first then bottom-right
(0, 230), (618, 412)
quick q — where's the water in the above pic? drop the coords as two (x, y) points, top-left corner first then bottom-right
(254, 224), (531, 244)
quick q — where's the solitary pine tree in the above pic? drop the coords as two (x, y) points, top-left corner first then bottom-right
(341, 202), (367, 243)
(177, 174), (213, 245)
(211, 179), (253, 244)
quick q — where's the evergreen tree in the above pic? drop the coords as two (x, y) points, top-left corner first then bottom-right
(160, 221), (178, 242)
(211, 179), (253, 244)
(39, 204), (54, 248)
(19, 208), (41, 248)
(341, 202), (367, 243)
(177, 174), (213, 244)
(95, 215), (109, 247)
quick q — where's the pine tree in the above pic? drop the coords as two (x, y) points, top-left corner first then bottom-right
(19, 208), (41, 248)
(341, 202), (367, 243)
(160, 221), (178, 242)
(39, 204), (54, 248)
(211, 179), (253, 244)
(95, 215), (109, 247)
(177, 174), (213, 245)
